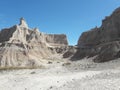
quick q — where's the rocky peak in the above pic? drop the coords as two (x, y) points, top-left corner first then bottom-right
(73, 7), (120, 62)
(113, 7), (120, 14)
(0, 18), (69, 67)
(34, 28), (39, 32)
(19, 17), (28, 29)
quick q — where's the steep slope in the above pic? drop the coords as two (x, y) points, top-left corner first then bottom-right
(64, 7), (120, 62)
(78, 7), (120, 46)
(0, 18), (68, 67)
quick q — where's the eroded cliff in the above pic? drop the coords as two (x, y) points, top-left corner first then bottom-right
(0, 18), (68, 67)
(72, 7), (120, 62)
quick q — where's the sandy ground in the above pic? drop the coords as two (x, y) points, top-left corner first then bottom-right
(0, 58), (120, 90)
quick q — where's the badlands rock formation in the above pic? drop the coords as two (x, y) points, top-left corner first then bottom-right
(1, 7), (120, 67)
(0, 18), (68, 67)
(70, 7), (120, 62)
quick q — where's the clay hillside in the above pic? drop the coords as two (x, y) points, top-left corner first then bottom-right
(65, 7), (120, 62)
(0, 18), (68, 67)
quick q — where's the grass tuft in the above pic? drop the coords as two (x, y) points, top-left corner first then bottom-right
(0, 65), (45, 71)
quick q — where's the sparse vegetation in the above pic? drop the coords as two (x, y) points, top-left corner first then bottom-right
(62, 62), (71, 66)
(48, 61), (53, 64)
(0, 65), (45, 71)
(30, 71), (36, 74)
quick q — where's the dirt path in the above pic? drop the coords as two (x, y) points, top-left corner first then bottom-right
(1, 69), (120, 90)
(0, 58), (120, 90)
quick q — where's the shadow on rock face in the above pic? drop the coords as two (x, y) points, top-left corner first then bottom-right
(69, 41), (120, 63)
(68, 7), (120, 63)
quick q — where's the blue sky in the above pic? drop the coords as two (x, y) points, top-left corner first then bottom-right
(0, 0), (120, 45)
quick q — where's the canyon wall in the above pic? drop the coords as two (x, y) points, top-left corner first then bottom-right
(72, 7), (120, 62)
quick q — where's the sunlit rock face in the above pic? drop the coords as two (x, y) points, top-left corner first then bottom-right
(1, 7), (120, 67)
(78, 7), (120, 47)
(0, 18), (68, 67)
(65, 7), (120, 62)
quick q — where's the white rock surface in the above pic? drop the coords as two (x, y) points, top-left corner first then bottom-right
(0, 18), (68, 67)
(0, 58), (120, 90)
